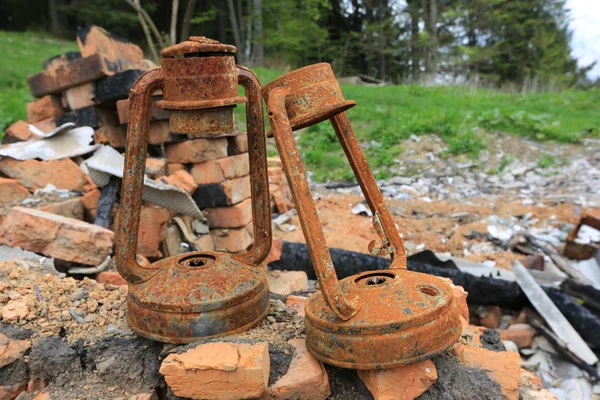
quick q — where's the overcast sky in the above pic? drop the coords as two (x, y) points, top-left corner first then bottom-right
(568, 0), (600, 79)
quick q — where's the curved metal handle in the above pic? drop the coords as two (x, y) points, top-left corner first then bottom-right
(234, 66), (272, 265)
(115, 68), (165, 284)
(330, 113), (406, 269)
(266, 88), (360, 320)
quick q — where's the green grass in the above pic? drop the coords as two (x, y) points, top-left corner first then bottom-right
(2, 31), (600, 182)
(0, 31), (78, 132)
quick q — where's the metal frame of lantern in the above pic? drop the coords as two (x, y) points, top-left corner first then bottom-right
(263, 63), (462, 369)
(115, 37), (272, 343)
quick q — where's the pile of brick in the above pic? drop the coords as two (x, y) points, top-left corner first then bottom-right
(1, 26), (294, 266)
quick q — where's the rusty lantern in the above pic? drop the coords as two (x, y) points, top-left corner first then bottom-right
(263, 63), (462, 369)
(115, 37), (272, 343)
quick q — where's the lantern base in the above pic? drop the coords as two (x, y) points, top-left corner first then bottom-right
(305, 269), (462, 369)
(126, 252), (269, 343)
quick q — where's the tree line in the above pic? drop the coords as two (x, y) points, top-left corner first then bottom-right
(1, 0), (595, 89)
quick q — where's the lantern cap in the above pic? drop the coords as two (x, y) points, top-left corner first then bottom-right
(161, 36), (237, 58)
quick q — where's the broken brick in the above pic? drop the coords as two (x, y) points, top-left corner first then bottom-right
(0, 178), (29, 205)
(62, 83), (96, 110)
(190, 154), (249, 185)
(114, 205), (170, 258)
(0, 207), (114, 266)
(43, 51), (81, 71)
(94, 125), (126, 148)
(358, 359), (437, 400)
(38, 197), (84, 220)
(28, 54), (116, 98)
(166, 137), (228, 164)
(145, 158), (167, 179)
(116, 96), (169, 125)
(454, 334), (521, 400)
(4, 121), (35, 142)
(30, 117), (56, 134)
(167, 163), (185, 175)
(285, 295), (308, 317)
(82, 189), (101, 220)
(193, 234), (215, 252)
(96, 272), (127, 286)
(227, 134), (248, 155)
(26, 95), (64, 123)
(0, 383), (27, 400)
(2, 300), (29, 322)
(56, 105), (117, 129)
(192, 176), (251, 208)
(268, 339), (330, 400)
(479, 306), (502, 329)
(267, 270), (309, 296)
(203, 198), (253, 228)
(497, 324), (536, 349)
(210, 223), (254, 253)
(160, 341), (270, 400)
(0, 333), (30, 368)
(77, 25), (144, 70)
(156, 170), (198, 195)
(0, 157), (93, 192)
(265, 239), (283, 265)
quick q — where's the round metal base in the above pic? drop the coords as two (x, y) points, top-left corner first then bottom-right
(127, 252), (269, 343)
(305, 269), (462, 369)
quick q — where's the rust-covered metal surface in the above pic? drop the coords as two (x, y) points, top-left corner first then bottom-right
(115, 37), (271, 343)
(263, 63), (461, 369)
(564, 214), (600, 261)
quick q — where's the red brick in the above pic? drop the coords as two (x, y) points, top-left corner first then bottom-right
(116, 97), (169, 125)
(145, 158), (167, 178)
(268, 339), (330, 400)
(0, 206), (114, 265)
(38, 197), (84, 220)
(167, 163), (185, 175)
(0, 178), (29, 205)
(210, 223), (253, 253)
(96, 271), (127, 286)
(82, 189), (101, 220)
(30, 118), (57, 135)
(28, 54), (111, 98)
(267, 270), (308, 295)
(264, 239), (282, 265)
(77, 25), (144, 69)
(193, 234), (215, 252)
(0, 157), (94, 192)
(114, 205), (170, 258)
(26, 95), (64, 123)
(193, 176), (251, 208)
(285, 295), (308, 317)
(190, 154), (249, 185)
(166, 138), (228, 164)
(62, 82), (96, 110)
(0, 333), (30, 368)
(117, 121), (171, 146)
(227, 134), (248, 155)
(160, 341), (270, 400)
(480, 306), (502, 329)
(156, 170), (198, 194)
(94, 125), (126, 148)
(203, 198), (252, 228)
(0, 383), (26, 400)
(4, 120), (35, 141)
(497, 324), (536, 349)
(358, 359), (437, 400)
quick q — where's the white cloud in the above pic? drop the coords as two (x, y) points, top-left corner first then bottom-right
(567, 0), (600, 79)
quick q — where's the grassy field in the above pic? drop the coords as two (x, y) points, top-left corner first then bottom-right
(2, 31), (599, 181)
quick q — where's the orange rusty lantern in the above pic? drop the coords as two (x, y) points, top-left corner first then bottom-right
(115, 37), (272, 343)
(263, 63), (462, 369)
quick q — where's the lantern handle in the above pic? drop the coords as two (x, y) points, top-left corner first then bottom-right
(329, 113), (407, 269)
(234, 66), (272, 265)
(266, 88), (361, 321)
(115, 68), (165, 284)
